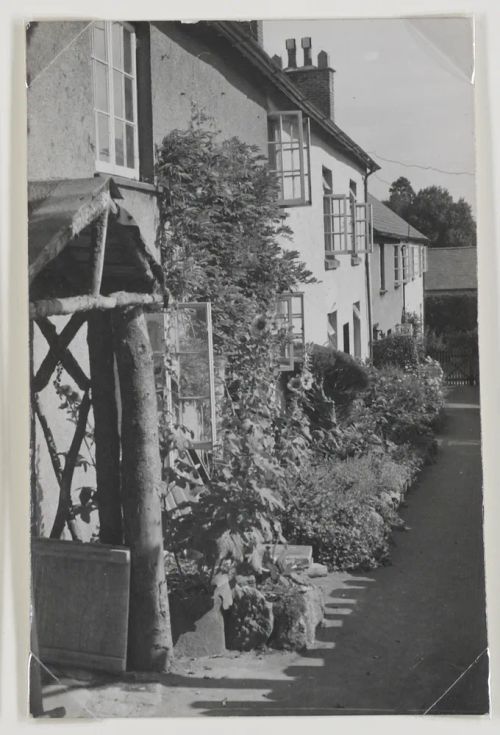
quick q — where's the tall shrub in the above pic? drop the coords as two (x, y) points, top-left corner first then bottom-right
(156, 117), (315, 570)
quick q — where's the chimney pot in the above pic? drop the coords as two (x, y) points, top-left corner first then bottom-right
(301, 36), (312, 66)
(318, 50), (330, 69)
(272, 54), (283, 69)
(285, 38), (297, 68)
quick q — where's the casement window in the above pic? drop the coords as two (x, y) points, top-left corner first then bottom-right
(92, 21), (139, 178)
(351, 202), (373, 254)
(422, 246), (428, 272)
(394, 245), (401, 286)
(276, 293), (305, 371)
(402, 245), (409, 283)
(268, 111), (311, 206)
(327, 310), (338, 349)
(379, 243), (386, 292)
(323, 194), (373, 258)
(146, 303), (216, 451)
(343, 322), (350, 355)
(412, 245), (419, 279)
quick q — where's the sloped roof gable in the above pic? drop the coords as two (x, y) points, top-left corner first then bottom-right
(368, 194), (428, 242)
(424, 246), (477, 292)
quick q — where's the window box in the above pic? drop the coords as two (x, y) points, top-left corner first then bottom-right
(268, 111), (311, 206)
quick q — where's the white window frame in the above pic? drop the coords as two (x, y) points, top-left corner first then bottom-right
(412, 245), (419, 279)
(268, 111), (311, 206)
(145, 303), (217, 452)
(402, 244), (409, 283)
(276, 292), (305, 371)
(352, 202), (374, 254)
(422, 245), (428, 272)
(394, 244), (401, 287)
(324, 194), (350, 255)
(92, 21), (140, 179)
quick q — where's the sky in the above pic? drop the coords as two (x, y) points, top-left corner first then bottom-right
(263, 18), (476, 212)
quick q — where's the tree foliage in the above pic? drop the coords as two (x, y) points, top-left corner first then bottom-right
(385, 176), (476, 247)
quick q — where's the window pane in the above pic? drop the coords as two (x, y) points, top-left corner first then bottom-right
(113, 70), (124, 117)
(282, 115), (299, 142)
(291, 296), (303, 313)
(277, 298), (290, 317)
(112, 22), (123, 69)
(179, 354), (210, 397)
(179, 398), (212, 443)
(123, 27), (132, 73)
(94, 61), (108, 112)
(96, 112), (110, 162)
(283, 176), (294, 201)
(124, 76), (134, 121)
(125, 124), (135, 169)
(268, 118), (280, 142)
(114, 119), (125, 166)
(174, 305), (209, 351)
(93, 22), (107, 61)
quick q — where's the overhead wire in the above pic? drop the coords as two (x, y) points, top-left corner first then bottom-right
(366, 150), (474, 177)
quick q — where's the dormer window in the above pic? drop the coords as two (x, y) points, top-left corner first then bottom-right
(92, 21), (139, 178)
(268, 111), (311, 206)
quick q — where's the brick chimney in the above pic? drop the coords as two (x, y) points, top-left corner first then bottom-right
(239, 21), (264, 46)
(284, 38), (336, 122)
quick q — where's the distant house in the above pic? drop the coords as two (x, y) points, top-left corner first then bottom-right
(368, 194), (428, 339)
(424, 246), (477, 296)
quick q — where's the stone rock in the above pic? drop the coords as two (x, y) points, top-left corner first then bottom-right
(269, 584), (324, 651)
(169, 591), (226, 658)
(308, 562), (328, 578)
(225, 585), (274, 651)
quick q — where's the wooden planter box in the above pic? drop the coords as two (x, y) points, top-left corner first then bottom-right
(32, 538), (130, 673)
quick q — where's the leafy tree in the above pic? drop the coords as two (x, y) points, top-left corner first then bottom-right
(385, 179), (476, 247)
(386, 176), (415, 217)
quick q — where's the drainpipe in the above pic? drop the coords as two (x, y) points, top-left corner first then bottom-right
(363, 167), (376, 360)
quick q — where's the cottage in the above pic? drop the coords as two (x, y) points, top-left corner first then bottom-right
(368, 193), (428, 339)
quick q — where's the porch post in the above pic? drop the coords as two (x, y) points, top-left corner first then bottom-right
(87, 311), (123, 545)
(112, 306), (173, 671)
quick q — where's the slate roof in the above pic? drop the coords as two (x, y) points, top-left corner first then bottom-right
(424, 246), (478, 292)
(368, 194), (428, 243)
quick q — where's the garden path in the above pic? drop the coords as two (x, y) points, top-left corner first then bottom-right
(41, 387), (489, 717)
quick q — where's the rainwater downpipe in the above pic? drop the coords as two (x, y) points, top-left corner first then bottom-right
(363, 167), (376, 360)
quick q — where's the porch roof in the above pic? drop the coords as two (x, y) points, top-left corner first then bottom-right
(28, 176), (163, 299)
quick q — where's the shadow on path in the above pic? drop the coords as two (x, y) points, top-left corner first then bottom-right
(42, 388), (489, 717)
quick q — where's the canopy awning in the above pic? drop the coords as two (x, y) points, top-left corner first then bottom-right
(28, 176), (164, 302)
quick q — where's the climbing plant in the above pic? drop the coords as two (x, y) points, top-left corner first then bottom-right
(155, 115), (315, 572)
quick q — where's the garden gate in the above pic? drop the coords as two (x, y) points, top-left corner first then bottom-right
(428, 347), (479, 386)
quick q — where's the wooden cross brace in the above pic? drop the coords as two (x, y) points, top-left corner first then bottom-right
(32, 314), (90, 394)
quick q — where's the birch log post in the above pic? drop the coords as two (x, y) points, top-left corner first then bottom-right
(112, 306), (173, 671)
(87, 312), (123, 545)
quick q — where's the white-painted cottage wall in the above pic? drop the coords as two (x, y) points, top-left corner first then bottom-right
(283, 132), (370, 358)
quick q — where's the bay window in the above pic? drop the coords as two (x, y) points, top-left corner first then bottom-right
(92, 21), (139, 178)
(268, 111), (311, 206)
